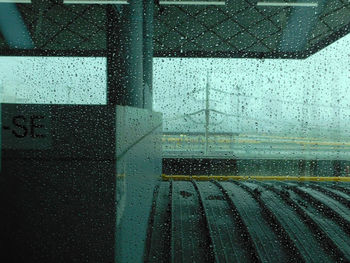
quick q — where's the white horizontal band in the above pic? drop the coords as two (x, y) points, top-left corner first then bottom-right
(257, 2), (318, 7)
(64, 0), (226, 5)
(159, 1), (225, 5)
(0, 0), (31, 3)
(64, 0), (128, 4)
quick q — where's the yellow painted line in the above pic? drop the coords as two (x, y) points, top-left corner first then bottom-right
(164, 134), (321, 141)
(236, 139), (262, 144)
(163, 134), (340, 142)
(297, 141), (343, 146)
(162, 174), (350, 182)
(172, 140), (350, 147)
(238, 134), (321, 141)
(162, 136), (350, 146)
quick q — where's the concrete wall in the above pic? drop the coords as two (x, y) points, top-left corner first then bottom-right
(115, 106), (162, 262)
(0, 104), (117, 263)
(0, 104), (162, 263)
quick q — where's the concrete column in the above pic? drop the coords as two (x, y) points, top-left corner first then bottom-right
(127, 0), (144, 107)
(143, 0), (154, 110)
(107, 3), (143, 107)
(107, 1), (154, 109)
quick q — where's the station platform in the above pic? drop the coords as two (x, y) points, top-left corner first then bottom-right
(145, 180), (350, 263)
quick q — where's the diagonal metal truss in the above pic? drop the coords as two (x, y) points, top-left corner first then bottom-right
(17, 1), (107, 50)
(0, 0), (349, 58)
(154, 0), (350, 57)
(154, 1), (286, 53)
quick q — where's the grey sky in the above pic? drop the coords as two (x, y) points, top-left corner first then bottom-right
(0, 56), (106, 104)
(153, 33), (350, 136)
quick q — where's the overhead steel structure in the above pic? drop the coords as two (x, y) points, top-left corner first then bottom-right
(0, 0), (349, 58)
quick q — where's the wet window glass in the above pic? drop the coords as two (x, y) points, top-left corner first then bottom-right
(0, 56), (106, 104)
(154, 34), (350, 161)
(1, 1), (350, 263)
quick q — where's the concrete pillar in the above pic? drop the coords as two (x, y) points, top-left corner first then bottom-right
(107, 1), (154, 109)
(143, 0), (154, 110)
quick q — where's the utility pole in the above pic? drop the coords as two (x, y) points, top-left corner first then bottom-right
(236, 84), (240, 134)
(205, 72), (210, 155)
(174, 72), (235, 157)
(66, 86), (72, 104)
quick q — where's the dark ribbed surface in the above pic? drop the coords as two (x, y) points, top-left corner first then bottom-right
(146, 181), (350, 263)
